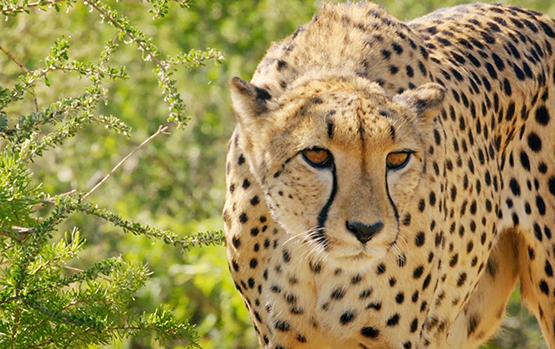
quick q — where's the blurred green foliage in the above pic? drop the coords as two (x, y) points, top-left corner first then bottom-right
(1, 0), (554, 348)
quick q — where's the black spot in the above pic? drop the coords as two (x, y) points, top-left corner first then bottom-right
(433, 129), (442, 145)
(522, 19), (538, 33)
(275, 320), (290, 331)
(361, 326), (380, 338)
(512, 212), (520, 225)
(250, 258), (258, 268)
(520, 151), (531, 171)
(468, 315), (480, 336)
(377, 263), (386, 274)
(535, 106), (550, 125)
(387, 313), (400, 326)
(506, 102), (515, 120)
(238, 154), (245, 165)
(449, 254), (459, 267)
(503, 78), (512, 96)
(527, 132), (542, 152)
(283, 250), (291, 263)
(331, 287), (346, 300)
(410, 318), (419, 333)
(540, 21), (555, 37)
(418, 199), (425, 212)
(456, 272), (467, 287)
(509, 178), (521, 196)
(351, 274), (363, 284)
(536, 196), (547, 215)
(429, 192), (436, 206)
(359, 289), (372, 298)
(418, 61), (427, 76)
(239, 213), (248, 223)
(395, 292), (405, 304)
(422, 274), (431, 290)
(232, 236), (241, 248)
(340, 310), (356, 325)
(250, 196), (260, 206)
(392, 42), (404, 55)
(277, 60), (288, 70)
(413, 265), (424, 279)
(539, 280), (549, 295)
(513, 64), (525, 80)
(243, 179), (251, 189)
(545, 260), (553, 277)
(403, 214), (411, 226)
(485, 63), (497, 80)
(309, 261), (322, 274)
(547, 176), (555, 197)
(415, 232), (425, 247)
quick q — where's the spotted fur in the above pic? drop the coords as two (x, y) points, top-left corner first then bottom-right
(224, 2), (555, 348)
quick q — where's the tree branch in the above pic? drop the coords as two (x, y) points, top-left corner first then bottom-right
(0, 43), (39, 112)
(85, 0), (166, 72)
(1, 0), (70, 15)
(82, 125), (170, 199)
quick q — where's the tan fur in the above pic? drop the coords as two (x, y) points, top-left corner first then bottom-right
(224, 2), (555, 348)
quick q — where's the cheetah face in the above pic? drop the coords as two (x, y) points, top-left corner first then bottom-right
(231, 76), (444, 269)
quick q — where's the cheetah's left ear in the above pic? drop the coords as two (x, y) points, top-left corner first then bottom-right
(230, 77), (276, 122)
(393, 83), (446, 119)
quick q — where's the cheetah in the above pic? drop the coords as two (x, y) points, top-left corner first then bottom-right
(223, 2), (555, 348)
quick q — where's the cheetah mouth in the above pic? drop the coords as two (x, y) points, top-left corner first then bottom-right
(334, 246), (388, 266)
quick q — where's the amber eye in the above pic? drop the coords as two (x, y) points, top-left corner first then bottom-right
(386, 151), (411, 170)
(302, 147), (333, 168)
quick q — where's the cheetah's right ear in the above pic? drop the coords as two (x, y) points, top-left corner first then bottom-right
(393, 83), (446, 119)
(230, 77), (275, 121)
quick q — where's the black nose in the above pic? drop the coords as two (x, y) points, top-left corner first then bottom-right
(346, 221), (384, 244)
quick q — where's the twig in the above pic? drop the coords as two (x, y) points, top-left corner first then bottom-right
(1, 226), (35, 241)
(0, 44), (31, 74)
(1, 0), (69, 16)
(82, 125), (170, 199)
(0, 43), (39, 112)
(85, 0), (166, 72)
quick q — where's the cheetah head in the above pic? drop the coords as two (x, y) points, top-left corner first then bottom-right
(231, 76), (444, 269)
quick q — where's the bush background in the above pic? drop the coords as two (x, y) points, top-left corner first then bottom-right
(1, 0), (554, 348)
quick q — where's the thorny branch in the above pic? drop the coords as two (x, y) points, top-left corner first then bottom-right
(0, 0), (70, 16)
(0, 43), (39, 112)
(83, 125), (170, 199)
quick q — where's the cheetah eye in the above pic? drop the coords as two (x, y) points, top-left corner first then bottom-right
(302, 147), (333, 168)
(386, 151), (411, 170)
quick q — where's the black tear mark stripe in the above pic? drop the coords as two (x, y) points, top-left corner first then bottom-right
(385, 168), (400, 226)
(314, 165), (338, 247)
(326, 110), (336, 139)
(327, 120), (335, 139)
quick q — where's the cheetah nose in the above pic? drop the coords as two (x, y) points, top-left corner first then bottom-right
(346, 221), (384, 244)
